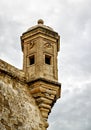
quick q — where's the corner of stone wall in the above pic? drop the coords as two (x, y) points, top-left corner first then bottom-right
(0, 59), (46, 130)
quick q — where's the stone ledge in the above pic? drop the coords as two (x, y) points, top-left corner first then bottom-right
(0, 59), (25, 82)
(27, 77), (61, 87)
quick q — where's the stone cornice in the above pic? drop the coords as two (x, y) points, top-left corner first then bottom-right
(27, 77), (61, 87)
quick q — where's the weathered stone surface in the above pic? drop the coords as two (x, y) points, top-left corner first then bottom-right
(21, 20), (60, 82)
(0, 59), (25, 82)
(28, 79), (61, 124)
(0, 60), (45, 130)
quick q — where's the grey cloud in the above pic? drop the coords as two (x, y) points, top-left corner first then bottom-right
(58, 0), (91, 84)
(48, 82), (91, 130)
(0, 14), (23, 68)
(0, 0), (91, 130)
(50, 1), (91, 129)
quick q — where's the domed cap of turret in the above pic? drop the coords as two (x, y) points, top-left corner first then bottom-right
(26, 19), (54, 32)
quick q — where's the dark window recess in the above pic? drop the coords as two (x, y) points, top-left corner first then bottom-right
(29, 55), (35, 65)
(45, 55), (51, 65)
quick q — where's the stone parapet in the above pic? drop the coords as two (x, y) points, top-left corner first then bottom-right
(0, 59), (25, 82)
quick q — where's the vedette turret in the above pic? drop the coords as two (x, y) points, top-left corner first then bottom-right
(21, 19), (61, 128)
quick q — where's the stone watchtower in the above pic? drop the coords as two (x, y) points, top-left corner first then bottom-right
(21, 19), (61, 128)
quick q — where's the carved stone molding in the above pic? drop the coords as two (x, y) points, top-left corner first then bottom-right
(29, 41), (35, 49)
(44, 42), (52, 49)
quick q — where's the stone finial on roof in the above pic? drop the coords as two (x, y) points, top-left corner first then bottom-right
(37, 19), (44, 24)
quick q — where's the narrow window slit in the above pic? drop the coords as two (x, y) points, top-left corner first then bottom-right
(45, 55), (51, 65)
(29, 55), (35, 65)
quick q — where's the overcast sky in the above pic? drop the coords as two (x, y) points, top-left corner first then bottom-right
(0, 0), (91, 130)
